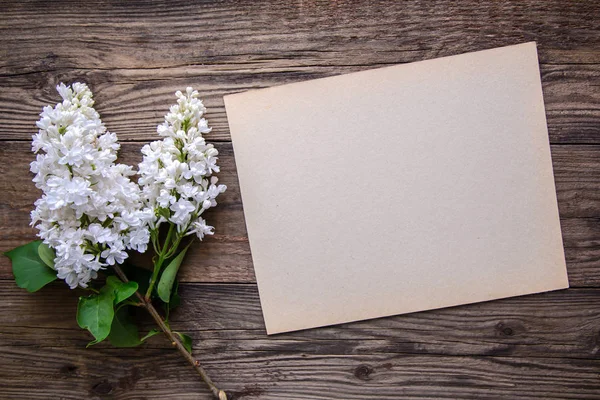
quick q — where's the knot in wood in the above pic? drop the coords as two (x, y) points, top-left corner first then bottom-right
(496, 322), (516, 337)
(354, 364), (374, 381)
(91, 380), (113, 395)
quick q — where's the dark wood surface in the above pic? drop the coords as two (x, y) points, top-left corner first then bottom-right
(1, 1), (599, 399)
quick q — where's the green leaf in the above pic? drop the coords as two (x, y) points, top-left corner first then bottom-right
(37, 242), (56, 270)
(5, 240), (57, 292)
(141, 328), (161, 342)
(175, 331), (193, 354)
(157, 245), (190, 303)
(105, 276), (138, 304)
(77, 289), (115, 346)
(107, 306), (142, 348)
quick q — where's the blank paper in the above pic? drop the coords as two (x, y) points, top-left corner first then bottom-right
(224, 42), (569, 334)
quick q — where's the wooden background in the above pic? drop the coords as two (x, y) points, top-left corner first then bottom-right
(1, 1), (599, 399)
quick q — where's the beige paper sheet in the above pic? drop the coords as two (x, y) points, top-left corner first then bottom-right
(224, 42), (568, 335)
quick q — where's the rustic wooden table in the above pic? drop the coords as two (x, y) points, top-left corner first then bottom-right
(1, 1), (599, 399)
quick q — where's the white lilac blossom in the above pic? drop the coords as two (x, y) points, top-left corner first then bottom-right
(138, 87), (226, 245)
(30, 83), (151, 289)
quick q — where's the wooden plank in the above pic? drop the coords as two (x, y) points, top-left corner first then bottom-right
(1, 281), (600, 360)
(1, 0), (599, 73)
(1, 1), (599, 144)
(0, 63), (598, 143)
(560, 218), (600, 287)
(1, 348), (599, 399)
(1, 282), (600, 397)
(1, 142), (598, 285)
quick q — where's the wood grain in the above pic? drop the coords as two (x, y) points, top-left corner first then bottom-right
(1, 142), (599, 285)
(2, 281), (600, 360)
(1, 0), (599, 73)
(0, 1), (599, 143)
(0, 61), (598, 144)
(2, 347), (600, 399)
(1, 0), (599, 398)
(1, 280), (599, 398)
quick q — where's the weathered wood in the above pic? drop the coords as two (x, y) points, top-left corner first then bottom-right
(551, 145), (600, 218)
(1, 1), (599, 143)
(1, 142), (599, 285)
(2, 281), (600, 360)
(1, 1), (599, 398)
(1, 0), (599, 73)
(0, 63), (598, 144)
(1, 347), (600, 399)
